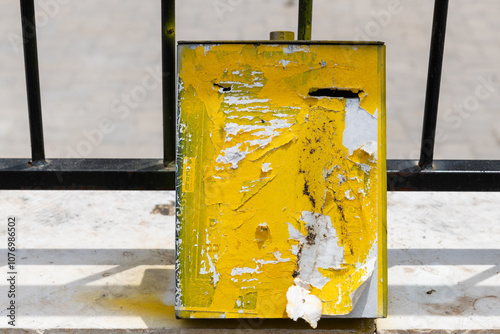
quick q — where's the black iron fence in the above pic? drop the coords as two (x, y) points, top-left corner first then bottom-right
(1, 0), (499, 191)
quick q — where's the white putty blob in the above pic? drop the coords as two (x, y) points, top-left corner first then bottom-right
(286, 212), (347, 327)
(286, 278), (322, 328)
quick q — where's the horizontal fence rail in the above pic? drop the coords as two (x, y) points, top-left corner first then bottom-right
(1, 159), (499, 191)
(0, 159), (175, 190)
(387, 160), (500, 192)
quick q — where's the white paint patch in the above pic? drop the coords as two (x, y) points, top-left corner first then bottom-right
(223, 119), (292, 142)
(345, 189), (355, 200)
(361, 140), (377, 156)
(282, 45), (310, 54)
(289, 212), (345, 289)
(231, 266), (261, 276)
(217, 118), (294, 169)
(186, 43), (220, 51)
(203, 45), (212, 55)
(223, 105), (268, 114)
(224, 96), (269, 106)
(199, 233), (220, 287)
(178, 122), (187, 135)
(241, 278), (258, 282)
(287, 222), (303, 240)
(359, 163), (371, 174)
(286, 278), (322, 328)
(226, 115), (255, 120)
(342, 98), (378, 156)
(286, 213), (378, 323)
(261, 162), (272, 172)
(280, 59), (291, 67)
(322, 167), (334, 180)
(286, 213), (345, 327)
(216, 143), (245, 169)
(219, 80), (264, 88)
(254, 250), (291, 265)
(239, 177), (272, 194)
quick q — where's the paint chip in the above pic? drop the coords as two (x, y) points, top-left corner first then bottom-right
(262, 162), (272, 172)
(286, 278), (322, 328)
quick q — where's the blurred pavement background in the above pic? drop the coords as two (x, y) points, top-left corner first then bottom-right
(0, 0), (499, 160)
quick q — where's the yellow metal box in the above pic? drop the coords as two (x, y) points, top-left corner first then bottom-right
(176, 41), (386, 327)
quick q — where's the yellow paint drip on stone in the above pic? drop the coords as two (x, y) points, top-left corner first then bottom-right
(176, 42), (386, 325)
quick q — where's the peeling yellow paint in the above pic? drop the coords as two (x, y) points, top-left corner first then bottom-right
(176, 42), (386, 325)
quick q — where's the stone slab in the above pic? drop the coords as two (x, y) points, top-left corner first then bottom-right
(0, 191), (499, 333)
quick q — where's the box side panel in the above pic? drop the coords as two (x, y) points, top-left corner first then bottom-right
(377, 44), (388, 318)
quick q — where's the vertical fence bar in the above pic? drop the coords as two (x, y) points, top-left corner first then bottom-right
(298, 0), (313, 40)
(20, 0), (46, 164)
(418, 0), (449, 169)
(162, 0), (176, 166)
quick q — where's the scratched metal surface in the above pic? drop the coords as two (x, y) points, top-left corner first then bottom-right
(175, 42), (386, 325)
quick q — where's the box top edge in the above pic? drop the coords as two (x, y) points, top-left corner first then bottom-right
(178, 40), (385, 46)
